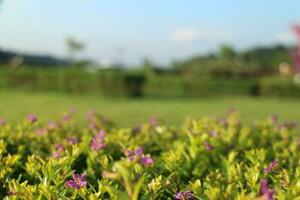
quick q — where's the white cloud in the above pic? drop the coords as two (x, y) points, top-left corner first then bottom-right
(197, 29), (232, 43)
(98, 58), (113, 66)
(170, 28), (199, 43)
(170, 28), (232, 44)
(276, 32), (296, 45)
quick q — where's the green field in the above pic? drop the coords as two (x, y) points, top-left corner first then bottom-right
(0, 90), (300, 126)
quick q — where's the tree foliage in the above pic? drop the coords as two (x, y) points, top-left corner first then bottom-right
(174, 44), (292, 76)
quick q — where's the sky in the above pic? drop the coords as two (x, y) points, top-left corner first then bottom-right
(0, 0), (300, 66)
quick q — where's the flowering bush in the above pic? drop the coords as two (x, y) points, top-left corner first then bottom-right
(0, 110), (299, 199)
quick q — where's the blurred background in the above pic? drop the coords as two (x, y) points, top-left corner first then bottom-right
(0, 0), (300, 126)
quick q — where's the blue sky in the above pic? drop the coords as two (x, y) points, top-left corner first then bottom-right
(0, 0), (300, 65)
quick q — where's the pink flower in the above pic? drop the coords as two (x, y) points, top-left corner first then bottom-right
(90, 130), (106, 151)
(52, 144), (64, 158)
(56, 144), (64, 151)
(87, 110), (96, 121)
(69, 107), (77, 113)
(67, 137), (78, 145)
(140, 156), (154, 166)
(149, 116), (158, 127)
(278, 121), (297, 130)
(269, 115), (278, 124)
(260, 179), (275, 200)
(218, 118), (228, 127)
(135, 147), (143, 156)
(47, 121), (60, 130)
(204, 141), (214, 151)
(27, 114), (38, 124)
(36, 128), (46, 136)
(209, 130), (218, 137)
(124, 149), (136, 161)
(264, 160), (279, 173)
(6, 191), (18, 196)
(52, 151), (60, 159)
(0, 118), (6, 126)
(88, 123), (97, 130)
(65, 173), (87, 190)
(124, 147), (154, 166)
(174, 190), (194, 200)
(62, 114), (72, 123)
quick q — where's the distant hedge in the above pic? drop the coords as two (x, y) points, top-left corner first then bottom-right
(143, 76), (260, 97)
(0, 68), (146, 97)
(0, 67), (299, 98)
(260, 77), (300, 97)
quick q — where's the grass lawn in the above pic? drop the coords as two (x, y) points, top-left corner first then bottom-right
(1, 90), (300, 127)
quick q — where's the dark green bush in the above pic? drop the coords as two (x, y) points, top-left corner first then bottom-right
(260, 77), (300, 97)
(144, 76), (259, 97)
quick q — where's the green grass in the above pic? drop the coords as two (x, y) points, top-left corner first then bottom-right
(0, 90), (300, 127)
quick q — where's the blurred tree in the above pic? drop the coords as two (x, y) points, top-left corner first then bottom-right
(141, 57), (157, 75)
(241, 45), (290, 69)
(292, 24), (300, 72)
(219, 44), (236, 60)
(172, 44), (290, 77)
(66, 37), (85, 64)
(142, 57), (155, 68)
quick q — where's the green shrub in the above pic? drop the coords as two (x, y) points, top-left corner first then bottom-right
(260, 77), (300, 97)
(1, 67), (300, 98)
(0, 110), (299, 199)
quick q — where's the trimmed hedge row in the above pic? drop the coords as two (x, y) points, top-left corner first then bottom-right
(0, 68), (299, 98)
(259, 77), (300, 97)
(143, 76), (260, 97)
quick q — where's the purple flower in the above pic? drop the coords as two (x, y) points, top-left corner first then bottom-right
(52, 144), (64, 158)
(269, 115), (278, 124)
(149, 116), (158, 127)
(124, 147), (154, 166)
(65, 173), (87, 190)
(204, 141), (214, 151)
(69, 107), (77, 113)
(135, 147), (144, 156)
(218, 118), (228, 127)
(52, 151), (60, 159)
(56, 144), (64, 151)
(87, 110), (96, 120)
(0, 118), (6, 126)
(27, 113), (38, 124)
(209, 130), (218, 137)
(260, 179), (275, 200)
(47, 121), (59, 130)
(7, 191), (18, 196)
(88, 123), (97, 130)
(62, 114), (72, 123)
(124, 149), (136, 161)
(140, 156), (154, 166)
(90, 130), (106, 151)
(264, 160), (279, 173)
(278, 121), (297, 130)
(174, 190), (194, 200)
(283, 121), (297, 129)
(36, 128), (46, 136)
(67, 137), (78, 145)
